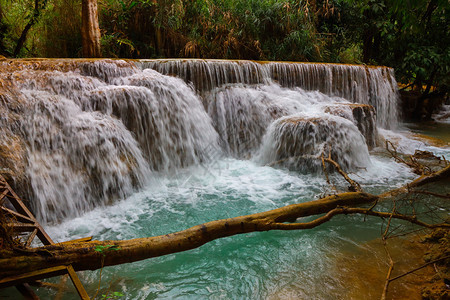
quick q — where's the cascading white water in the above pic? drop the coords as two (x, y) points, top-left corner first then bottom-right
(142, 59), (399, 129)
(268, 62), (399, 129)
(21, 90), (151, 222)
(324, 103), (377, 149)
(5, 58), (439, 299)
(0, 58), (399, 223)
(140, 59), (268, 92)
(2, 60), (219, 222)
(206, 84), (289, 157)
(256, 114), (371, 172)
(205, 83), (375, 158)
(86, 69), (220, 171)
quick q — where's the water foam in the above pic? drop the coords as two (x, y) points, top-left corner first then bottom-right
(143, 59), (399, 129)
(20, 90), (151, 223)
(4, 60), (219, 222)
(42, 156), (417, 299)
(0, 59), (401, 223)
(256, 113), (371, 172)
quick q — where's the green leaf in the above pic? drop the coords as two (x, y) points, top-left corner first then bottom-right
(129, 1), (138, 10)
(94, 245), (120, 253)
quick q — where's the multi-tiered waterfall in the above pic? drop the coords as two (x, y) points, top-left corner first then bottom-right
(5, 58), (446, 299)
(0, 59), (398, 223)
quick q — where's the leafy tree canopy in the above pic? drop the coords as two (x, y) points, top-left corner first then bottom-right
(0, 0), (448, 92)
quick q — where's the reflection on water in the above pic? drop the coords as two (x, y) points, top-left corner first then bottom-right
(406, 122), (450, 145)
(331, 236), (432, 300)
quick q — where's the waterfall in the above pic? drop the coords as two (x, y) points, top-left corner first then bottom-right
(256, 114), (371, 172)
(0, 59), (399, 223)
(87, 69), (219, 171)
(21, 90), (150, 222)
(142, 59), (399, 129)
(1, 59), (219, 223)
(205, 83), (376, 157)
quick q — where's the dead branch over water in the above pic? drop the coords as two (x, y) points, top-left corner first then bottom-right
(0, 161), (448, 279)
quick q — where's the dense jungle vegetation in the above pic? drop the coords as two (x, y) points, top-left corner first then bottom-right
(0, 0), (448, 95)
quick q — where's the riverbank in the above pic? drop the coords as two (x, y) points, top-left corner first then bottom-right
(421, 228), (450, 299)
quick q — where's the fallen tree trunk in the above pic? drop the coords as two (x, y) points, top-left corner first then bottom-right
(0, 165), (448, 279)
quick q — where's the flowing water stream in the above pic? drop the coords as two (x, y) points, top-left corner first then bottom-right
(0, 59), (448, 299)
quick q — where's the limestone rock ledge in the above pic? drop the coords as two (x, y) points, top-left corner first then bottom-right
(258, 115), (371, 172)
(324, 103), (378, 149)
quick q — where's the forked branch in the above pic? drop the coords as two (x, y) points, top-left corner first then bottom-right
(0, 158), (448, 284)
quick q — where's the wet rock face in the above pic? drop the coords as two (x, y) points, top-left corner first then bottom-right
(206, 86), (289, 158)
(0, 87), (31, 202)
(0, 132), (26, 181)
(257, 115), (371, 173)
(324, 103), (378, 149)
(0, 81), (25, 175)
(0, 58), (136, 75)
(0, 59), (219, 223)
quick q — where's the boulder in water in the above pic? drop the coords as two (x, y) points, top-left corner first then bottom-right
(257, 115), (371, 172)
(324, 103), (378, 149)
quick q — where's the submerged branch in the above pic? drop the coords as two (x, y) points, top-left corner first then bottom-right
(341, 208), (449, 229)
(321, 152), (362, 192)
(409, 190), (450, 199)
(389, 255), (450, 283)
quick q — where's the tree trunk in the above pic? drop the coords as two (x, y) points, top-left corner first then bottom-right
(13, 0), (47, 57)
(0, 192), (378, 278)
(0, 165), (448, 281)
(81, 0), (101, 58)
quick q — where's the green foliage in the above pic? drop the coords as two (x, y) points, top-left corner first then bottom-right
(0, 0), (32, 56)
(101, 291), (125, 300)
(0, 5), (9, 56)
(277, 30), (320, 61)
(94, 244), (120, 254)
(101, 33), (136, 58)
(40, 0), (82, 57)
(338, 0), (450, 91)
(0, 0), (81, 57)
(337, 45), (363, 64)
(92, 0), (330, 60)
(0, 0), (448, 93)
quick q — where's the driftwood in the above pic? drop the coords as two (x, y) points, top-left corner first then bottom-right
(0, 164), (448, 280)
